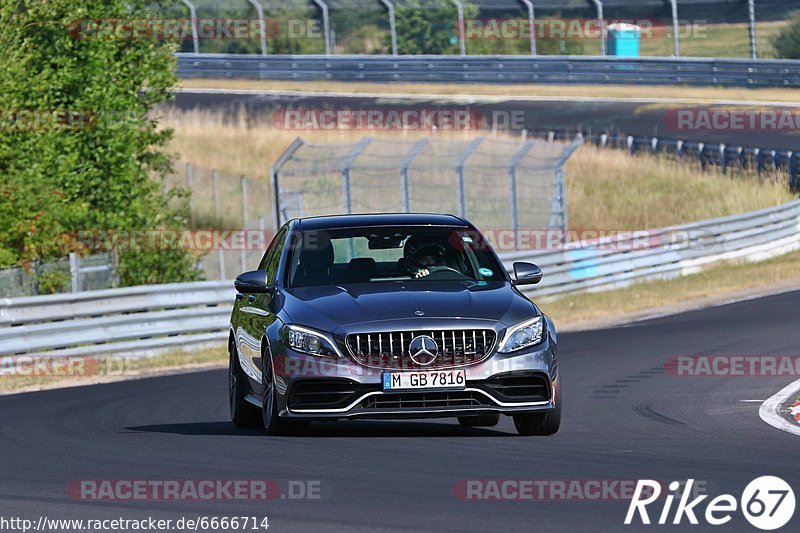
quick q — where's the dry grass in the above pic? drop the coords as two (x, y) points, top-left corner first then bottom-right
(540, 249), (800, 326)
(565, 146), (794, 229)
(178, 79), (800, 105)
(165, 110), (795, 231)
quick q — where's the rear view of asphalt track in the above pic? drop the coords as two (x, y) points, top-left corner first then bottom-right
(1, 289), (799, 531)
(173, 90), (800, 151)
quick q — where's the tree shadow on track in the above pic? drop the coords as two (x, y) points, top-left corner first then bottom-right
(126, 420), (513, 438)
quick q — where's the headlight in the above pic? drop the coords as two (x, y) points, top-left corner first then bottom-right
(497, 316), (544, 353)
(282, 324), (343, 358)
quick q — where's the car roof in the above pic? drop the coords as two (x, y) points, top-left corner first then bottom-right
(295, 213), (471, 231)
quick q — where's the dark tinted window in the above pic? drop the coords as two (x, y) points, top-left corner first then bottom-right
(287, 226), (504, 288)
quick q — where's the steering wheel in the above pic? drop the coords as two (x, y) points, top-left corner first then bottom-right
(418, 266), (467, 279)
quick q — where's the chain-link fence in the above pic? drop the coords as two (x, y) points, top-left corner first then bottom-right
(0, 252), (118, 298)
(161, 0), (799, 58)
(163, 162), (278, 279)
(272, 135), (582, 250)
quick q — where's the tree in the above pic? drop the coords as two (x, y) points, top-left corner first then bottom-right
(0, 0), (199, 285)
(773, 10), (800, 59)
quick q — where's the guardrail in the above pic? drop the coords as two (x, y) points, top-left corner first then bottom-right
(535, 130), (799, 192)
(176, 54), (800, 88)
(1, 199), (799, 357)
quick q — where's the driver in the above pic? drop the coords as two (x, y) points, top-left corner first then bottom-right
(404, 236), (449, 278)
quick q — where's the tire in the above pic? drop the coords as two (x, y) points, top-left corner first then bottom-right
(229, 344), (261, 428)
(261, 348), (308, 436)
(513, 384), (562, 436)
(457, 413), (500, 427)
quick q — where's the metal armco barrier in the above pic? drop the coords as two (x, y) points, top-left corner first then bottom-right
(1, 200), (799, 357)
(176, 54), (800, 88)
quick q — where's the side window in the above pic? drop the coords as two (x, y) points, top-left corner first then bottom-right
(258, 227), (288, 283)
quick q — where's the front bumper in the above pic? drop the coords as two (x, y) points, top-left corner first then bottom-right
(273, 336), (557, 420)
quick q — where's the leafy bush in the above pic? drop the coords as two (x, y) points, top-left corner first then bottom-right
(773, 11), (800, 59)
(0, 0), (200, 285)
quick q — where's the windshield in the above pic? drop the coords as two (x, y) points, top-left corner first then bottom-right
(286, 225), (505, 288)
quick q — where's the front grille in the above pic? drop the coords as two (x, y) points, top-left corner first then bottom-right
(362, 391), (491, 410)
(287, 379), (360, 410)
(484, 373), (550, 402)
(345, 329), (496, 369)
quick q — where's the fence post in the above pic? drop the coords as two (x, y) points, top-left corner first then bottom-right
(69, 252), (80, 293)
(508, 140), (537, 250)
(179, 0), (200, 54)
(669, 0), (680, 57)
(790, 152), (798, 192)
(455, 137), (484, 219)
(311, 0), (332, 55)
(520, 0), (536, 55)
(241, 175), (249, 274)
(341, 138), (372, 215)
(399, 137), (430, 212)
(186, 163), (194, 225)
(247, 0), (269, 56)
(748, 0), (757, 60)
(212, 170), (225, 279)
(590, 1), (606, 56)
(379, 1), (398, 56)
(451, 1), (467, 56)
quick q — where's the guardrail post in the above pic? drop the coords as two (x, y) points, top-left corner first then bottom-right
(790, 152), (798, 192)
(590, 1), (605, 56)
(451, 0), (466, 56)
(669, 0), (680, 57)
(311, 0), (332, 55)
(69, 252), (80, 293)
(748, 0), (757, 59)
(455, 137), (484, 218)
(720, 144), (727, 174)
(400, 137), (430, 212)
(379, 1), (398, 56)
(179, 0), (200, 54)
(754, 148), (763, 176)
(32, 258), (40, 296)
(698, 143), (707, 171)
(520, 0), (536, 55)
(247, 0), (269, 56)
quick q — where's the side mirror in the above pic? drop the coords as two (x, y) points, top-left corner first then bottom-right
(234, 270), (272, 294)
(513, 262), (543, 285)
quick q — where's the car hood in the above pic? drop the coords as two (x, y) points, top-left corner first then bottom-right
(281, 281), (538, 333)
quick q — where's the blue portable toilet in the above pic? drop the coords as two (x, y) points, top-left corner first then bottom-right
(608, 23), (640, 57)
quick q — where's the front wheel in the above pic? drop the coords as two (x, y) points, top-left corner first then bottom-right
(513, 384), (562, 436)
(261, 349), (307, 436)
(229, 344), (261, 428)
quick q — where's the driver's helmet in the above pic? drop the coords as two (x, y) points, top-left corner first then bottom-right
(404, 236), (447, 271)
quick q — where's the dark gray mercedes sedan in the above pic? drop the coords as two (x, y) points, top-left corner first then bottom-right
(229, 213), (560, 436)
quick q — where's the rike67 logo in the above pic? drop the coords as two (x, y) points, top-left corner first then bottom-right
(625, 477), (795, 530)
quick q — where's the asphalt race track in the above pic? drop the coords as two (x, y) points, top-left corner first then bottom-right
(1, 290), (799, 532)
(173, 90), (800, 151)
